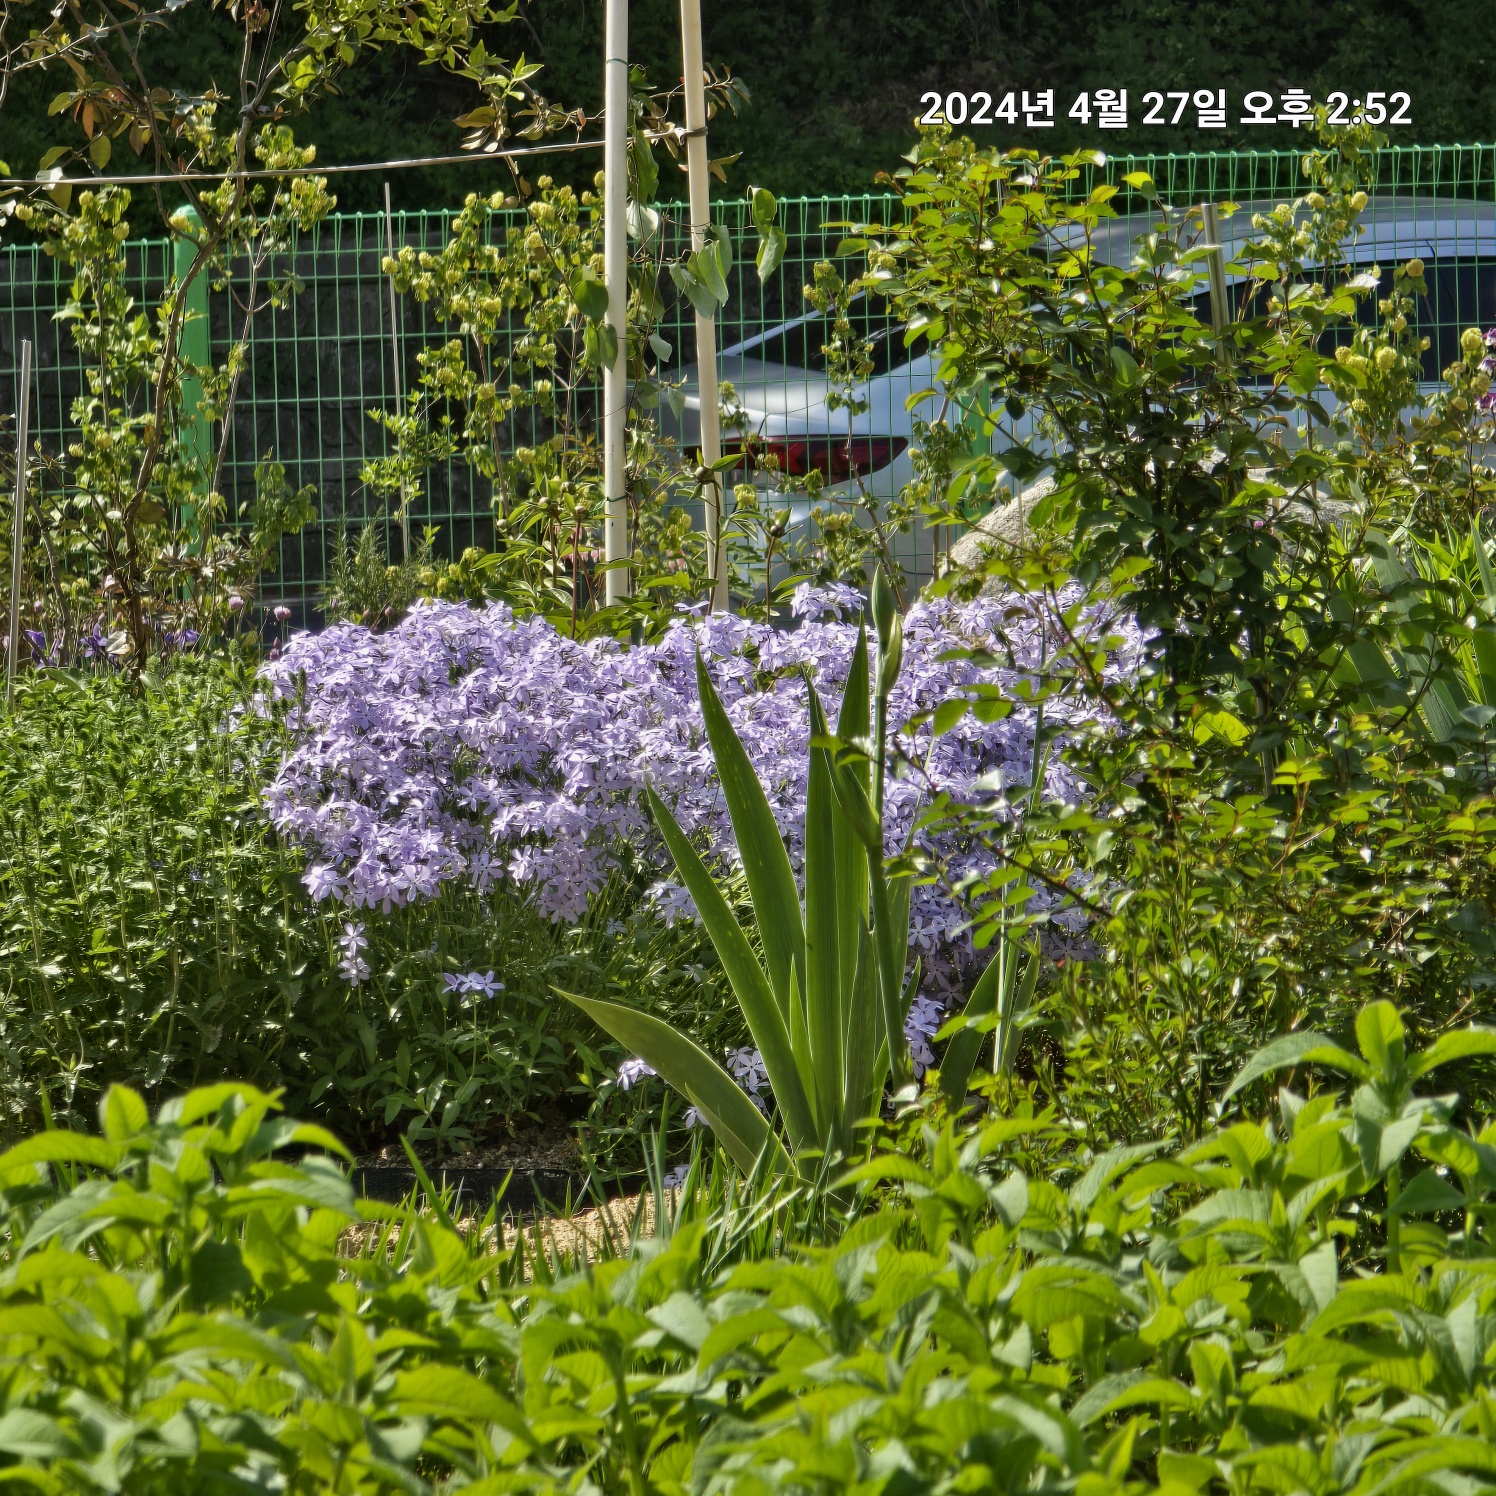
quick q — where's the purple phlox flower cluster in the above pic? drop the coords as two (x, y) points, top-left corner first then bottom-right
(338, 920), (370, 987)
(790, 581), (864, 621)
(1480, 328), (1496, 413)
(616, 1057), (657, 1091)
(444, 969), (502, 1001)
(260, 588), (1146, 989)
(645, 880), (699, 928)
(904, 995), (947, 1080)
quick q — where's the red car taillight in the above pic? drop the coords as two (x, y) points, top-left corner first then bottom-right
(721, 435), (908, 481)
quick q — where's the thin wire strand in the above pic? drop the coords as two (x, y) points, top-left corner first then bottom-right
(0, 136), (603, 189)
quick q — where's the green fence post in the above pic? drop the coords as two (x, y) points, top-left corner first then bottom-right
(170, 206), (211, 549)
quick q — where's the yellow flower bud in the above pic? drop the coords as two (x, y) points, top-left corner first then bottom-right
(1390, 315), (1407, 333)
(1305, 192), (1326, 210)
(1335, 345), (1353, 366)
(1405, 258), (1424, 278)
(1375, 346), (1396, 370)
(1350, 191), (1368, 211)
(1462, 327), (1486, 357)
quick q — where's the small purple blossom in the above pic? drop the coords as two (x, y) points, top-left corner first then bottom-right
(790, 580), (863, 620)
(447, 969), (501, 999)
(727, 1045), (771, 1114)
(338, 920), (370, 986)
(616, 1057), (657, 1091)
(904, 995), (947, 1080)
(274, 606), (292, 622)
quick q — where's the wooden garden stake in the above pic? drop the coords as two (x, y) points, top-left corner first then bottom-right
(680, 0), (726, 612)
(384, 182), (411, 559)
(602, 0), (631, 604)
(7, 339), (33, 711)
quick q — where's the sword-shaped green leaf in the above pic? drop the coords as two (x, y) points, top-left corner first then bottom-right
(834, 629), (872, 1018)
(804, 681), (844, 1136)
(554, 989), (775, 1175)
(843, 920), (885, 1135)
(785, 961), (820, 1136)
(695, 653), (807, 1017)
(646, 784), (817, 1150)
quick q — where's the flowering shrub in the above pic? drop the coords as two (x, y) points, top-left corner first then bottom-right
(261, 586), (1145, 997)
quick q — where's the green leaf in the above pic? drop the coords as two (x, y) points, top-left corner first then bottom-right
(756, 226), (787, 284)
(834, 631), (872, 1029)
(1355, 1002), (1406, 1077)
(392, 1364), (534, 1443)
(100, 1085), (148, 1142)
(1110, 345), (1139, 386)
(569, 269), (610, 323)
(645, 785), (815, 1150)
(555, 988), (774, 1174)
(1390, 1168), (1467, 1217)
(932, 698), (970, 737)
(803, 681), (844, 1142)
(0, 1133), (120, 1175)
(939, 936), (1007, 1103)
(842, 921), (884, 1131)
(694, 653), (807, 1018)
(1222, 1031), (1369, 1101)
(1410, 1027), (1496, 1079)
(995, 939), (1041, 1076)
(669, 260), (720, 319)
(583, 321), (619, 371)
(750, 185), (778, 235)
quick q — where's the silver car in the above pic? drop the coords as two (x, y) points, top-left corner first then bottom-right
(670, 195), (1495, 584)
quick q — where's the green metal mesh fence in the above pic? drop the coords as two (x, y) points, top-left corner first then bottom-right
(3, 141), (1495, 613)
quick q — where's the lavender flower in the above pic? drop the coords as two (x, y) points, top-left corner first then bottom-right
(443, 970), (503, 1001)
(790, 580), (863, 620)
(338, 920), (370, 987)
(727, 1045), (771, 1114)
(904, 996), (947, 1080)
(616, 1057), (657, 1091)
(259, 588), (1145, 991)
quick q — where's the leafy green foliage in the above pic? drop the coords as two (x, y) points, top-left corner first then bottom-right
(10, 1003), (1496, 1492)
(0, 660), (741, 1157)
